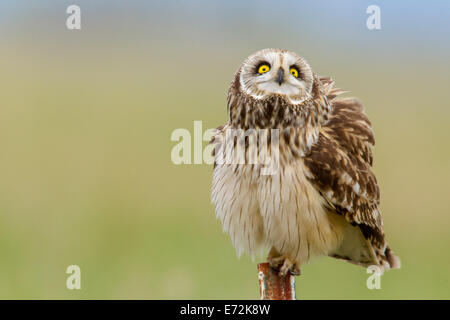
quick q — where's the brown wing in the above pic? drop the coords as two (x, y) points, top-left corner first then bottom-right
(303, 78), (399, 269)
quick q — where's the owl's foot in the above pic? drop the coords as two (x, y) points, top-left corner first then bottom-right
(267, 248), (301, 276)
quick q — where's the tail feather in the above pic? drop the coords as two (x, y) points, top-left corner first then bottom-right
(384, 246), (401, 269)
(375, 245), (401, 271)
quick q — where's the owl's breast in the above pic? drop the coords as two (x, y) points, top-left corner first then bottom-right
(257, 155), (345, 263)
(211, 127), (344, 262)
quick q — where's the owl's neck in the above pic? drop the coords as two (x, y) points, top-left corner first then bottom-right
(226, 87), (331, 157)
(227, 73), (330, 128)
(229, 95), (307, 128)
(225, 73), (331, 156)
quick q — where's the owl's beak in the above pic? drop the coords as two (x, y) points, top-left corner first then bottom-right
(277, 68), (284, 85)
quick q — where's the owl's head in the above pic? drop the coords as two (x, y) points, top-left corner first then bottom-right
(237, 48), (314, 104)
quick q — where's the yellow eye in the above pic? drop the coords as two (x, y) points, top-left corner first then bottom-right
(257, 64), (270, 74)
(290, 67), (299, 78)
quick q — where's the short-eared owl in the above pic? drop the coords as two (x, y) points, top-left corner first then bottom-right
(211, 48), (400, 275)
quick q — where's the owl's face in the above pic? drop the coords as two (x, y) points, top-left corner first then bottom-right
(238, 49), (314, 104)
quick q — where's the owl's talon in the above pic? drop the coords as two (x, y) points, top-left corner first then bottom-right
(289, 266), (301, 276)
(268, 256), (285, 270)
(279, 258), (295, 276)
(267, 254), (301, 277)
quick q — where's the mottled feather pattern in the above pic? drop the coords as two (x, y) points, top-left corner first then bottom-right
(303, 78), (400, 269)
(211, 49), (400, 273)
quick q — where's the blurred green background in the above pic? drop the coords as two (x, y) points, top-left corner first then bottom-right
(0, 0), (449, 299)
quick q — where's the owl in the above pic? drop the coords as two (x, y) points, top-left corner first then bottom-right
(211, 48), (400, 276)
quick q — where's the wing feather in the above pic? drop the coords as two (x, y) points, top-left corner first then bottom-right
(303, 78), (400, 269)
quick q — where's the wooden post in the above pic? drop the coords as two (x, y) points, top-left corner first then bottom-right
(257, 263), (296, 300)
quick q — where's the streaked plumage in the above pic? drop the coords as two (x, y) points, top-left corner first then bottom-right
(211, 48), (400, 275)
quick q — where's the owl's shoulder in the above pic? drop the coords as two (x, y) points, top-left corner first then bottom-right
(322, 97), (375, 165)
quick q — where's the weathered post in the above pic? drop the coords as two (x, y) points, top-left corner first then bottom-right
(257, 263), (296, 300)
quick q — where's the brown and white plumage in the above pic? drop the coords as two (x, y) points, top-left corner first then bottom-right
(211, 48), (400, 275)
